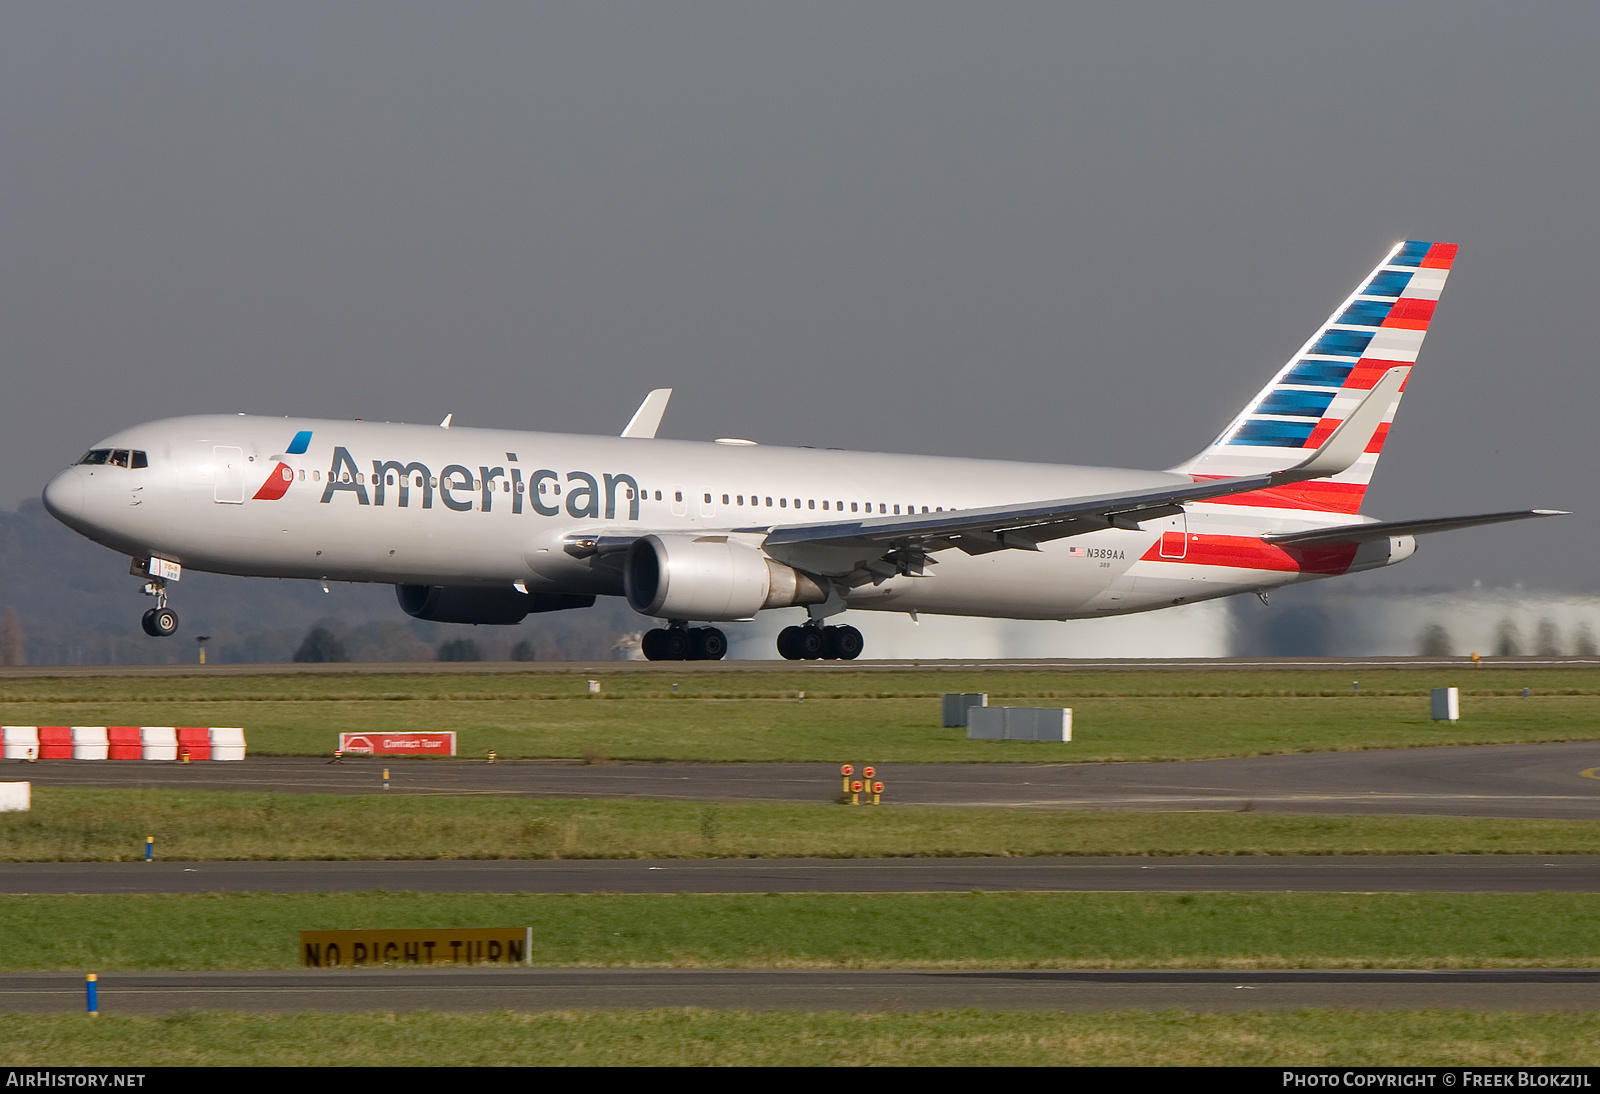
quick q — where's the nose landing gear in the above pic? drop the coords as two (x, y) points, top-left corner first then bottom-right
(141, 606), (179, 637)
(137, 573), (178, 637)
(777, 623), (863, 661)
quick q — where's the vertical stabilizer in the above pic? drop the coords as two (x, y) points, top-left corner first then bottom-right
(1173, 240), (1457, 513)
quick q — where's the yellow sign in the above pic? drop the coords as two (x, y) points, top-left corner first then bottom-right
(300, 927), (532, 968)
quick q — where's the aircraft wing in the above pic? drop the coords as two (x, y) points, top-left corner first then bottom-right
(1262, 509), (1568, 547)
(759, 368), (1408, 579)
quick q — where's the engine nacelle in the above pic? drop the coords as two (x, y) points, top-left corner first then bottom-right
(395, 584), (596, 624)
(623, 535), (827, 621)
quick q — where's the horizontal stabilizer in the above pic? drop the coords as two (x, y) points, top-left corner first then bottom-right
(1263, 509), (1568, 547)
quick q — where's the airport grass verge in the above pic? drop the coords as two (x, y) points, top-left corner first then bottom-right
(4, 891), (1600, 971)
(6, 1009), (1600, 1066)
(11, 788), (1600, 860)
(1, 666), (1598, 762)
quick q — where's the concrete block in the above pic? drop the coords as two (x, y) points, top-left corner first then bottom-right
(965, 707), (1005, 738)
(141, 727), (178, 762)
(71, 726), (109, 761)
(209, 727), (247, 761)
(1431, 687), (1460, 722)
(942, 693), (988, 727)
(0, 782), (29, 812)
(2, 726), (38, 761)
(966, 707), (1072, 742)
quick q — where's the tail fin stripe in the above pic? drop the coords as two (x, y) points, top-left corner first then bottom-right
(1419, 242), (1459, 269)
(1257, 390), (1337, 417)
(1390, 241), (1434, 266)
(1343, 359), (1413, 390)
(1231, 420), (1317, 447)
(1307, 329), (1376, 357)
(1382, 298), (1436, 329)
(1363, 270), (1415, 296)
(1284, 360), (1354, 386)
(1336, 299), (1396, 326)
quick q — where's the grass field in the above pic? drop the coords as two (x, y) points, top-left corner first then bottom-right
(10, 787), (1600, 860)
(7, 1009), (1600, 1066)
(5, 891), (1600, 971)
(2, 664), (1597, 761)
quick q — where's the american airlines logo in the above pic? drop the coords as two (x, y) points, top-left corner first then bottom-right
(255, 434), (643, 521)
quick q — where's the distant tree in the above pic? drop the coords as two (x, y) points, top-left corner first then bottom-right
(436, 638), (483, 662)
(1576, 624), (1599, 657)
(1494, 620), (1523, 658)
(0, 607), (23, 666)
(1417, 623), (1453, 657)
(1534, 618), (1562, 656)
(509, 639), (536, 662)
(293, 626), (348, 663)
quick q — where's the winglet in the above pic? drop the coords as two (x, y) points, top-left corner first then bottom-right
(621, 389), (672, 439)
(439, 413), (453, 430)
(1274, 367), (1407, 483)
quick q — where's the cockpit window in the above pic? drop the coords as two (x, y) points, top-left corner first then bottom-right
(76, 448), (147, 467)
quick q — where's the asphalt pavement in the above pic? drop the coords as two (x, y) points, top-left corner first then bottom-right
(16, 741), (1600, 818)
(7, 968), (1600, 1014)
(5, 854), (1598, 894)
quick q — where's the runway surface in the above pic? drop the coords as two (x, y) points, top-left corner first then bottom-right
(1, 655), (1596, 678)
(7, 968), (1600, 1014)
(17, 740), (1600, 818)
(6, 855), (1599, 894)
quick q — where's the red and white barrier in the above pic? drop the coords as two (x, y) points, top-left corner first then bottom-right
(0, 726), (245, 761)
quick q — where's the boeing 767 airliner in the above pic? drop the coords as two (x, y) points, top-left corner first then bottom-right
(41, 241), (1562, 660)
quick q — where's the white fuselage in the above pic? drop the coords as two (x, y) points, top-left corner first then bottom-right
(42, 414), (1411, 622)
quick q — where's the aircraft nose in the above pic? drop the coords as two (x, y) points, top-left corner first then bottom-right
(42, 468), (84, 519)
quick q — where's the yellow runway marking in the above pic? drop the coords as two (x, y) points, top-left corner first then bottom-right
(1580, 768), (1600, 781)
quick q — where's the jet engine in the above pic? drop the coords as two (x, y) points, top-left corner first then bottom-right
(395, 585), (596, 624)
(623, 535), (827, 620)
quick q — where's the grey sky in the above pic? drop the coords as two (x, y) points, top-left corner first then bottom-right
(2, 3), (1594, 589)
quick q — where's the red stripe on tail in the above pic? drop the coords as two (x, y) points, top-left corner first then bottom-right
(1193, 476), (1367, 514)
(1420, 243), (1458, 269)
(1382, 298), (1436, 330)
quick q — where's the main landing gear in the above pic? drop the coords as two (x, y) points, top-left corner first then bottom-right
(641, 625), (728, 661)
(777, 623), (863, 661)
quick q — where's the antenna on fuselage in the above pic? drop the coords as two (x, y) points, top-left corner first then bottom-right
(439, 413), (453, 429)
